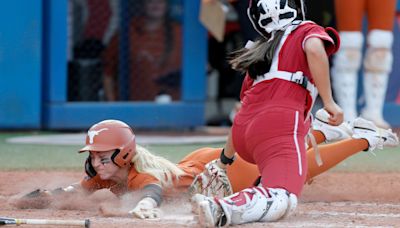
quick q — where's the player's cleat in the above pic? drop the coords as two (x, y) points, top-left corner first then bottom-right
(193, 194), (227, 227)
(352, 117), (385, 151)
(380, 128), (399, 148)
(313, 109), (352, 142)
(190, 193), (207, 214)
(361, 112), (391, 130)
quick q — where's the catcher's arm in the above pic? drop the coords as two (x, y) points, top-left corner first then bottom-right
(218, 130), (236, 168)
(189, 130), (237, 198)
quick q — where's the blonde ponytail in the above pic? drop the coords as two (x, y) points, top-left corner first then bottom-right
(132, 145), (185, 188)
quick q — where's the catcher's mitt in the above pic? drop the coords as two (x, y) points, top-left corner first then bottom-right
(188, 159), (233, 199)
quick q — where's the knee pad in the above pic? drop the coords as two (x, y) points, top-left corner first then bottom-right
(218, 187), (290, 225)
(282, 192), (298, 219)
(364, 30), (394, 74)
(332, 32), (364, 72)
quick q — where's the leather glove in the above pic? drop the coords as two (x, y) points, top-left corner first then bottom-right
(188, 159), (233, 198)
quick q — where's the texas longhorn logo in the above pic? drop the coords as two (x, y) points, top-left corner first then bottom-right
(88, 128), (109, 144)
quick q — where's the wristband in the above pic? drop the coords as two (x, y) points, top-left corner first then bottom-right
(220, 148), (235, 165)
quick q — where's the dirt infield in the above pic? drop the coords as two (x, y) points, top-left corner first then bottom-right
(1, 171), (400, 227)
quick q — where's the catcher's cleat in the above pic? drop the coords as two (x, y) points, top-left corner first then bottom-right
(190, 193), (207, 214)
(192, 194), (227, 227)
(352, 117), (385, 151)
(313, 109), (352, 142)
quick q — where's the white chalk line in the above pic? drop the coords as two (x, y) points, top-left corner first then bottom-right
(264, 222), (393, 228)
(302, 210), (400, 218)
(309, 201), (400, 208)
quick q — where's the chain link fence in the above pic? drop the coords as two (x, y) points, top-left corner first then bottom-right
(67, 0), (183, 102)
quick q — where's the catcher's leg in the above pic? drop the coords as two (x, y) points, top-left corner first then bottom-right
(361, 30), (393, 129)
(195, 187), (295, 227)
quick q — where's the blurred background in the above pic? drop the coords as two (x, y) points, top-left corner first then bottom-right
(0, 0), (400, 131)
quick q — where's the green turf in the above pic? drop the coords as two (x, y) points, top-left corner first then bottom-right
(0, 132), (399, 172)
(0, 132), (224, 170)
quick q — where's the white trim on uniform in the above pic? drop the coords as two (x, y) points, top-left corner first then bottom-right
(293, 111), (302, 176)
(302, 34), (333, 50)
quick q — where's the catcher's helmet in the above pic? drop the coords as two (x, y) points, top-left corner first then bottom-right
(247, 0), (303, 37)
(79, 119), (136, 167)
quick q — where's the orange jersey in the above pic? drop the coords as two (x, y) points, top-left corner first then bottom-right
(80, 148), (261, 196)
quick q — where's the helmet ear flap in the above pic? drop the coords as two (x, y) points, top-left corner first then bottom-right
(111, 147), (134, 167)
(111, 136), (136, 167)
(85, 156), (97, 178)
(111, 149), (122, 167)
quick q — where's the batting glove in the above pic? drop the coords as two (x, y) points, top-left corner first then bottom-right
(128, 197), (162, 219)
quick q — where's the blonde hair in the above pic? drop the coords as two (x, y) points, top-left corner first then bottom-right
(132, 145), (185, 188)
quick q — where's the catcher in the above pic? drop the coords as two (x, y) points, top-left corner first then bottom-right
(19, 113), (398, 220)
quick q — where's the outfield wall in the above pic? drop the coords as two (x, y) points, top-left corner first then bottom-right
(0, 1), (399, 129)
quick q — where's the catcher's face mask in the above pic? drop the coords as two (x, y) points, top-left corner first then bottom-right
(247, 0), (298, 37)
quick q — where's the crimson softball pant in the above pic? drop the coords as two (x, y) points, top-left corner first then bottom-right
(232, 106), (308, 197)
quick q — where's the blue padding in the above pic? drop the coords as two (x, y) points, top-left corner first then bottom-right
(384, 103), (400, 127)
(42, 0), (68, 103)
(182, 0), (207, 101)
(0, 0), (42, 128)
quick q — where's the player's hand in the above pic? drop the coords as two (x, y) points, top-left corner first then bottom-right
(323, 102), (343, 126)
(23, 189), (53, 198)
(13, 189), (53, 209)
(129, 197), (161, 219)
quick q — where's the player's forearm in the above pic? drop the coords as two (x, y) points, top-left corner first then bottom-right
(305, 39), (335, 105)
(218, 129), (236, 168)
(224, 130), (236, 158)
(128, 184), (163, 219)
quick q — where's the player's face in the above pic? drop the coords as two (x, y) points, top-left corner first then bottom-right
(90, 150), (119, 180)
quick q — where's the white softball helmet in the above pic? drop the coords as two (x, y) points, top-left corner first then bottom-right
(248, 0), (303, 37)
